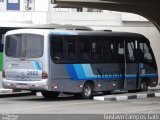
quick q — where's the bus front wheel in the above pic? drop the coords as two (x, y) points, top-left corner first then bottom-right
(140, 80), (148, 91)
(41, 91), (59, 99)
(81, 82), (94, 99)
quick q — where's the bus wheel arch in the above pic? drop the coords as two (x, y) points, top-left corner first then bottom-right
(140, 78), (149, 91)
(81, 80), (95, 99)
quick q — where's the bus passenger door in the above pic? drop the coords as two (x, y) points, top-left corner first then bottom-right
(125, 40), (139, 90)
(103, 39), (126, 90)
(114, 40), (125, 90)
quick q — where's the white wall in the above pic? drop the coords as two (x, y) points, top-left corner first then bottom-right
(0, 0), (6, 11)
(20, 0), (49, 11)
(35, 0), (49, 11)
(0, 11), (49, 23)
(51, 12), (123, 26)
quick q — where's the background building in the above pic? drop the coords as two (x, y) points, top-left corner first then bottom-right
(0, 0), (160, 78)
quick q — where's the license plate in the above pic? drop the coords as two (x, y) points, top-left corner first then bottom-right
(16, 84), (28, 89)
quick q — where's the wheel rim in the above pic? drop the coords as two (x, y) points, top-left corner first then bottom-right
(141, 81), (147, 91)
(84, 85), (91, 97)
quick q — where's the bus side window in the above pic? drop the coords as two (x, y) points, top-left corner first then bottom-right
(139, 42), (153, 61)
(103, 40), (115, 62)
(115, 40), (124, 62)
(91, 39), (102, 62)
(64, 38), (76, 61)
(79, 38), (90, 62)
(50, 36), (63, 62)
(126, 41), (135, 62)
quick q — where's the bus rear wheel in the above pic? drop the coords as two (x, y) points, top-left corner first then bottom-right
(41, 91), (59, 99)
(140, 80), (148, 91)
(81, 82), (94, 99)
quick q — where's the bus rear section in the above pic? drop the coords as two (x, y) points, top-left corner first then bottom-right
(2, 31), (49, 91)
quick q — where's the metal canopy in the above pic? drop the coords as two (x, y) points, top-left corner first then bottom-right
(54, 0), (160, 31)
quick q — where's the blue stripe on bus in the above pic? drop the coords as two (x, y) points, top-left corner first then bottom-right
(32, 62), (41, 70)
(82, 64), (94, 77)
(65, 64), (158, 80)
(125, 74), (158, 79)
(139, 74), (158, 78)
(82, 64), (97, 79)
(65, 64), (78, 80)
(125, 74), (137, 79)
(74, 64), (86, 80)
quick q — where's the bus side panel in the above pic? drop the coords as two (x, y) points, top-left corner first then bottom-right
(89, 63), (124, 91)
(139, 63), (158, 87)
(49, 62), (158, 93)
(50, 62), (125, 93)
(49, 61), (82, 93)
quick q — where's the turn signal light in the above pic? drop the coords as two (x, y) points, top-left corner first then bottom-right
(42, 71), (48, 79)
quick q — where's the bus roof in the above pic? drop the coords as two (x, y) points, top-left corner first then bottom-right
(0, 23), (92, 33)
(5, 29), (146, 39)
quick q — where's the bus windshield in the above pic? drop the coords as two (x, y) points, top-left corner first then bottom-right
(5, 34), (44, 58)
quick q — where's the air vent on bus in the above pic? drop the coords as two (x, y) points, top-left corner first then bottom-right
(95, 30), (112, 32)
(103, 30), (112, 32)
(58, 28), (92, 31)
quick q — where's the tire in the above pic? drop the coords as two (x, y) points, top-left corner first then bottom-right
(41, 91), (59, 99)
(81, 82), (93, 99)
(140, 80), (148, 91)
(128, 90), (139, 93)
(74, 93), (82, 99)
(103, 91), (111, 95)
